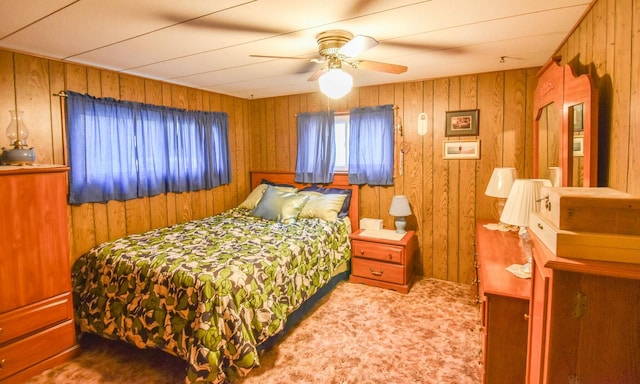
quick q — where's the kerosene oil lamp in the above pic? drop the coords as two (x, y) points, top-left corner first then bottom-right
(1, 110), (36, 165)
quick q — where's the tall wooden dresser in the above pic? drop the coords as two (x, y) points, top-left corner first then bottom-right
(0, 166), (79, 383)
(527, 229), (640, 383)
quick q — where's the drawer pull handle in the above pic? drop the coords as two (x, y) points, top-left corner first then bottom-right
(524, 313), (530, 320)
(369, 268), (384, 276)
(0, 358), (5, 369)
(537, 223), (543, 230)
(387, 253), (393, 259)
(0, 327), (3, 335)
(360, 249), (365, 255)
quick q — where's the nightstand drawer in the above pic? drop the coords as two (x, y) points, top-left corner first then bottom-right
(352, 240), (403, 264)
(352, 258), (406, 284)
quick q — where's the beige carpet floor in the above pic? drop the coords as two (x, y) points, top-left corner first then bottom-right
(25, 277), (481, 384)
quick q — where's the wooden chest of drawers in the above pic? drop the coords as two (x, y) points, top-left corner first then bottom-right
(476, 221), (530, 384)
(349, 229), (415, 293)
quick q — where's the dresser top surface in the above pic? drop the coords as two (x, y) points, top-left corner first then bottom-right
(0, 164), (68, 175)
(476, 220), (531, 300)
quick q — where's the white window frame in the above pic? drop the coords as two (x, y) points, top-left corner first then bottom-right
(334, 114), (349, 172)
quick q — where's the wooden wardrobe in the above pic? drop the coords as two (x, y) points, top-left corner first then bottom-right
(0, 166), (78, 383)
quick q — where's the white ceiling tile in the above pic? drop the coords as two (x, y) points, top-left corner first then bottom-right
(0, 0), (592, 99)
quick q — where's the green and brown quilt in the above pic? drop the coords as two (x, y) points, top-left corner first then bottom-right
(72, 207), (351, 383)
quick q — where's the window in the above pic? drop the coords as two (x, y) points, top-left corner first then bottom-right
(295, 105), (394, 185)
(348, 104), (395, 185)
(334, 114), (350, 172)
(65, 91), (231, 204)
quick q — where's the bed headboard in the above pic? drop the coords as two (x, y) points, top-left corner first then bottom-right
(250, 171), (360, 231)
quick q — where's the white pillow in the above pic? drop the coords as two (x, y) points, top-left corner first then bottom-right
(238, 184), (297, 210)
(299, 192), (347, 222)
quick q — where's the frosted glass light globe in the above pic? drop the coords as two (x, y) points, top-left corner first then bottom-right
(319, 69), (353, 99)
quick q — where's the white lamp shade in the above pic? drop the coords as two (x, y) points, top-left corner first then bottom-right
(500, 179), (552, 227)
(318, 69), (353, 99)
(389, 195), (411, 217)
(485, 167), (518, 198)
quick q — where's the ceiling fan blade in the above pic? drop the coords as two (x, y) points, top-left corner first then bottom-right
(383, 40), (466, 55)
(338, 34), (378, 58)
(250, 54), (324, 63)
(158, 12), (289, 35)
(307, 68), (327, 82)
(351, 60), (407, 74)
(343, 0), (378, 18)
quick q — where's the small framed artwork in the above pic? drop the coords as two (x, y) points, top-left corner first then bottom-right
(445, 109), (479, 137)
(443, 140), (481, 160)
(573, 136), (584, 157)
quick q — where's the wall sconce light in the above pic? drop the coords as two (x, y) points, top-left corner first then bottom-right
(418, 112), (428, 135)
(319, 68), (353, 99)
(389, 195), (412, 234)
(1, 110), (36, 165)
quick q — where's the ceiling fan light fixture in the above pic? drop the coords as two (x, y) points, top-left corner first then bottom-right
(318, 69), (353, 99)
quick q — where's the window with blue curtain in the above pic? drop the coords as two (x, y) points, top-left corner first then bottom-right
(295, 110), (336, 184)
(348, 104), (395, 185)
(65, 91), (231, 204)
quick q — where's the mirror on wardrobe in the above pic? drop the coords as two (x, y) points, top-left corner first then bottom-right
(533, 58), (598, 187)
(536, 102), (561, 185)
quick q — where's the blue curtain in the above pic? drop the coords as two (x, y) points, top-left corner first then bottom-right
(295, 110), (336, 183)
(348, 104), (395, 185)
(66, 91), (231, 204)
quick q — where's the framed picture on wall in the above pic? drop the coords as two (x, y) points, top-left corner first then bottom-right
(443, 140), (481, 160)
(445, 109), (479, 137)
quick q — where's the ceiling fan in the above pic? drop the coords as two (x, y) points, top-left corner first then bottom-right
(250, 30), (408, 82)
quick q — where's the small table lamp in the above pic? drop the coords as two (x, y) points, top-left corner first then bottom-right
(500, 178), (552, 275)
(485, 167), (518, 219)
(389, 195), (411, 234)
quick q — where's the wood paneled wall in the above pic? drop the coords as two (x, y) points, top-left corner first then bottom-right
(0, 50), (252, 263)
(556, 0), (640, 194)
(249, 69), (538, 283)
(1, 47), (537, 284)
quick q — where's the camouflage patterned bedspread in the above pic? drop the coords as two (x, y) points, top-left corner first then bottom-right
(71, 207), (351, 383)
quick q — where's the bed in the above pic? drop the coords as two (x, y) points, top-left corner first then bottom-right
(71, 171), (359, 383)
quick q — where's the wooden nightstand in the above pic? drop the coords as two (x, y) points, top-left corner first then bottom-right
(349, 229), (416, 293)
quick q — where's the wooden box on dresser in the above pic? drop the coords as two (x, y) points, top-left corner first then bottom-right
(476, 221), (530, 384)
(527, 229), (640, 384)
(0, 166), (79, 383)
(349, 229), (415, 293)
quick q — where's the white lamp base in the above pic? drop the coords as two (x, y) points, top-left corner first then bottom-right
(394, 217), (406, 234)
